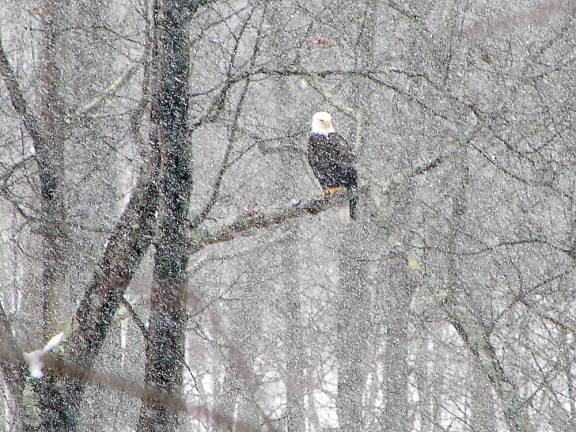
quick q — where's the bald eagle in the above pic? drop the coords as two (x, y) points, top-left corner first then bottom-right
(308, 112), (358, 220)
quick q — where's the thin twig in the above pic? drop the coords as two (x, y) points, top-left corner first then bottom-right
(190, 7), (257, 228)
(119, 296), (148, 337)
(0, 33), (46, 150)
(77, 63), (141, 116)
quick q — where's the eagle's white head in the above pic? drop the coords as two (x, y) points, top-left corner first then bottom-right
(311, 111), (335, 135)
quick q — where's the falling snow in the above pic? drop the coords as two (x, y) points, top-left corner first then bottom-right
(0, 1), (575, 431)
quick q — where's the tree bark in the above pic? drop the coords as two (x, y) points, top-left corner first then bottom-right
(470, 363), (498, 432)
(336, 2), (376, 430)
(442, 141), (535, 432)
(336, 262), (370, 432)
(379, 262), (415, 432)
(137, 1), (192, 431)
(57, 150), (160, 428)
(282, 232), (305, 432)
(38, 0), (68, 342)
(214, 359), (238, 432)
(0, 304), (25, 431)
(26, 2), (71, 430)
(270, 19), (305, 423)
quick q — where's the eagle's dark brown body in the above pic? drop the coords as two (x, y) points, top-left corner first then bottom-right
(308, 132), (358, 219)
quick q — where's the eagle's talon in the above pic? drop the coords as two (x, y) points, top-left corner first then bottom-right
(320, 187), (343, 198)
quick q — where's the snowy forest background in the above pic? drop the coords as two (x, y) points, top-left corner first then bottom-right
(0, 0), (575, 431)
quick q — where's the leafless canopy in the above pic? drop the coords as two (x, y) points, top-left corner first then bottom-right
(0, 1), (575, 431)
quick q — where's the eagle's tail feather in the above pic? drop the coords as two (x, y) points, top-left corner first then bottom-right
(349, 188), (358, 220)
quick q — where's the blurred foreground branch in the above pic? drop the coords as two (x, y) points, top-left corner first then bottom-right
(0, 345), (255, 432)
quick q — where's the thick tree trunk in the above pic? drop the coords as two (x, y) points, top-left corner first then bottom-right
(283, 235), (305, 432)
(336, 2), (375, 430)
(377, 129), (418, 432)
(214, 277), (262, 432)
(137, 2), (192, 431)
(380, 263), (415, 432)
(58, 149), (160, 428)
(415, 336), (444, 432)
(273, 218), (305, 432)
(336, 258), (370, 432)
(276, 74), (305, 431)
(32, 2), (71, 430)
(443, 143), (535, 432)
(0, 304), (25, 431)
(214, 361), (238, 432)
(470, 363), (498, 431)
(38, 0), (68, 342)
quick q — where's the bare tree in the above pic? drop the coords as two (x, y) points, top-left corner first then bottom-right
(137, 1), (193, 430)
(0, 1), (575, 432)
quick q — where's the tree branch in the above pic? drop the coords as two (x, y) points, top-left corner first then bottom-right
(189, 191), (354, 249)
(384, 0), (421, 21)
(0, 347), (254, 432)
(221, 66), (470, 127)
(443, 302), (536, 432)
(119, 296), (148, 337)
(517, 295), (576, 335)
(0, 33), (46, 150)
(185, 0), (218, 20)
(188, 154), (447, 249)
(77, 63), (141, 116)
(374, 154), (447, 196)
(190, 6), (259, 228)
(60, 154), (159, 416)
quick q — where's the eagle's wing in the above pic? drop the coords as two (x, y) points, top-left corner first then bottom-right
(331, 133), (355, 164)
